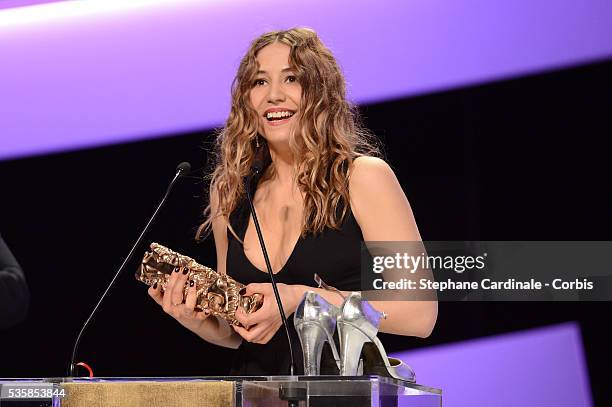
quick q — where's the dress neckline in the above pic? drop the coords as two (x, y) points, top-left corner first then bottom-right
(240, 215), (303, 276)
(234, 195), (355, 276)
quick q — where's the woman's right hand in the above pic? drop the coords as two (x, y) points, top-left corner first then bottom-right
(148, 268), (211, 333)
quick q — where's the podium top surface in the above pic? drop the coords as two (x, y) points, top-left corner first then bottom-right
(0, 375), (441, 396)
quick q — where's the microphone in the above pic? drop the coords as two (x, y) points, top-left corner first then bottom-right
(248, 136), (271, 190)
(68, 162), (191, 377)
(176, 161), (192, 175)
(244, 141), (296, 376)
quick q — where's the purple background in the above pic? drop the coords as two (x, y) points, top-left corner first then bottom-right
(392, 322), (593, 406)
(0, 0), (68, 10)
(1, 0), (612, 160)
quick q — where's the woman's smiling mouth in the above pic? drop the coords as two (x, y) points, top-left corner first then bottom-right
(263, 109), (296, 126)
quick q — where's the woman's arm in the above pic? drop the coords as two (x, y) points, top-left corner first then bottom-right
(205, 183), (243, 347)
(289, 157), (437, 337)
(147, 184), (242, 349)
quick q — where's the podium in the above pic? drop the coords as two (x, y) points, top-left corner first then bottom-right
(0, 376), (441, 406)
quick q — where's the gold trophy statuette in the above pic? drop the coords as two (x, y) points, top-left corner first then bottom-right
(136, 243), (263, 326)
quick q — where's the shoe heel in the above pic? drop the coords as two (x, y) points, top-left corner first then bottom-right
(337, 320), (369, 376)
(295, 322), (329, 375)
(294, 291), (341, 375)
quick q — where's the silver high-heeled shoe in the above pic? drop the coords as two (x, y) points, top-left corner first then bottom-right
(337, 292), (416, 382)
(294, 291), (341, 375)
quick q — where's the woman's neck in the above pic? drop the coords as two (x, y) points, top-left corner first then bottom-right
(267, 141), (296, 186)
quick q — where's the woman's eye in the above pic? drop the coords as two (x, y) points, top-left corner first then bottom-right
(286, 75), (297, 83)
(253, 79), (266, 86)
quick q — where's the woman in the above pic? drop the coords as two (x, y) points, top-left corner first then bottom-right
(148, 28), (437, 375)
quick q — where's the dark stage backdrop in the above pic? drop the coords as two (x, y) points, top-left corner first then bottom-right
(1, 59), (611, 404)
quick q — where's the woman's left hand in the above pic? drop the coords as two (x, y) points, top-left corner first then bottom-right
(233, 282), (302, 344)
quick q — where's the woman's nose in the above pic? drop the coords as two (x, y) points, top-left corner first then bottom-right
(267, 81), (286, 103)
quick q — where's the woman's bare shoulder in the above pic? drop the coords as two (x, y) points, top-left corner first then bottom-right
(349, 156), (421, 241)
(350, 156), (397, 190)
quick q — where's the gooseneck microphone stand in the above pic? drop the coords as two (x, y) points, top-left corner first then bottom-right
(245, 142), (305, 407)
(244, 145), (295, 376)
(67, 162), (191, 377)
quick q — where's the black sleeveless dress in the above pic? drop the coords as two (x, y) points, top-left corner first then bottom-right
(226, 197), (364, 376)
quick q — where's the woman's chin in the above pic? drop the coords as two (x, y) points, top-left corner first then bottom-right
(261, 130), (292, 146)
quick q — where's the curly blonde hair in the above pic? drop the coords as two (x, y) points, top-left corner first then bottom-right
(198, 27), (381, 239)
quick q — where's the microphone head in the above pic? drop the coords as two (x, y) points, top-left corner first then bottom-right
(176, 161), (192, 176)
(250, 138), (271, 175)
(251, 160), (263, 174)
